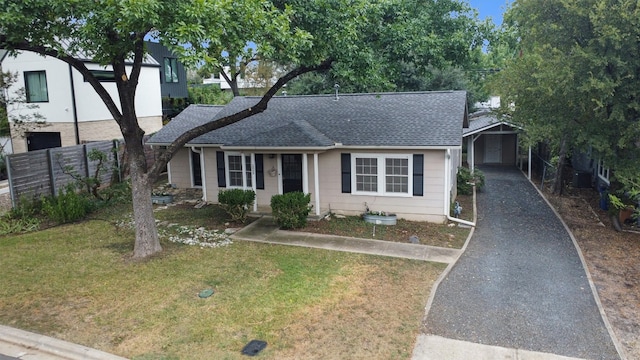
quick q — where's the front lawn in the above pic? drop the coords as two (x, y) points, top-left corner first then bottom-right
(0, 204), (444, 360)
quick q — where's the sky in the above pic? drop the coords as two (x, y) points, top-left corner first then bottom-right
(467, 0), (513, 26)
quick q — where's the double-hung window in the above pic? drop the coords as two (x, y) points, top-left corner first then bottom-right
(352, 154), (411, 196)
(226, 153), (253, 188)
(597, 159), (610, 184)
(164, 58), (179, 83)
(24, 71), (48, 103)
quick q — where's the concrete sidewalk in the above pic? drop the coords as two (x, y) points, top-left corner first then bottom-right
(232, 216), (462, 264)
(0, 325), (127, 360)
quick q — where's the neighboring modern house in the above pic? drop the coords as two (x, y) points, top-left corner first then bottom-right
(145, 41), (188, 118)
(148, 91), (469, 222)
(0, 47), (163, 153)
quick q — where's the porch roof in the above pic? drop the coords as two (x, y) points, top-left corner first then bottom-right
(148, 91), (468, 149)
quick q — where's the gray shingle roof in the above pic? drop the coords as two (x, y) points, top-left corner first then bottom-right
(148, 91), (467, 148)
(463, 112), (519, 136)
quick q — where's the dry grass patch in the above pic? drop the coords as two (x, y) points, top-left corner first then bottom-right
(0, 210), (444, 360)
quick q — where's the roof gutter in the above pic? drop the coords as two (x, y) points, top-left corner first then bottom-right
(444, 148), (475, 227)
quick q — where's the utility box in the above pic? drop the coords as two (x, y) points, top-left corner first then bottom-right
(572, 171), (592, 188)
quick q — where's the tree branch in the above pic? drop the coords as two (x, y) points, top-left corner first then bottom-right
(149, 58), (334, 179)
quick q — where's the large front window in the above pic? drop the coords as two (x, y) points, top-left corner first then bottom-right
(24, 71), (48, 103)
(164, 58), (179, 83)
(227, 154), (253, 188)
(352, 154), (412, 196)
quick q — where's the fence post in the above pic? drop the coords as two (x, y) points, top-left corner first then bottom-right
(83, 144), (90, 180)
(47, 149), (56, 197)
(113, 140), (122, 182)
(6, 154), (15, 208)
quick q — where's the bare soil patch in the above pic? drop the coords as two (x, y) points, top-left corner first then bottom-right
(543, 187), (640, 359)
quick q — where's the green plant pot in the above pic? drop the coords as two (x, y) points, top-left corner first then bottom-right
(363, 213), (397, 225)
(152, 194), (174, 204)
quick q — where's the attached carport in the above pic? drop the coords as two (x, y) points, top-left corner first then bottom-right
(463, 112), (532, 179)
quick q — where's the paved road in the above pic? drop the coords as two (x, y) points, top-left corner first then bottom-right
(424, 167), (619, 359)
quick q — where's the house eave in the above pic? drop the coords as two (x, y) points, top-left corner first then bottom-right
(463, 121), (522, 137)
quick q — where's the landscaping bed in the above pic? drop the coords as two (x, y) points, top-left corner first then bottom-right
(542, 186), (640, 359)
(294, 194), (474, 249)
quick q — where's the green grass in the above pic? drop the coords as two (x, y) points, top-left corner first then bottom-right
(0, 204), (443, 359)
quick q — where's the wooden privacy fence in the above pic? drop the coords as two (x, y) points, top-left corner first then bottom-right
(5, 140), (121, 207)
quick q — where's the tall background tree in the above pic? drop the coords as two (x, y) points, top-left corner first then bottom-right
(494, 0), (640, 195)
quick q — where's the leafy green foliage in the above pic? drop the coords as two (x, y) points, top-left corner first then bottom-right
(187, 85), (232, 105)
(270, 192), (312, 229)
(217, 189), (256, 223)
(42, 186), (93, 224)
(494, 0), (640, 196)
(0, 217), (40, 236)
(457, 167), (485, 195)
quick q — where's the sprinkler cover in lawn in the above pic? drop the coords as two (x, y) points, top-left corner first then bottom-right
(198, 289), (214, 298)
(241, 340), (267, 356)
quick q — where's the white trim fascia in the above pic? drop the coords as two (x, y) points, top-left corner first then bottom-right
(338, 145), (461, 150)
(220, 145), (336, 151)
(463, 124), (520, 137)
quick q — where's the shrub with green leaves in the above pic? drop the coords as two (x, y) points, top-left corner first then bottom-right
(457, 167), (485, 195)
(217, 188), (256, 223)
(270, 192), (312, 229)
(42, 185), (93, 224)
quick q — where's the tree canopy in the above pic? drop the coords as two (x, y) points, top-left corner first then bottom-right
(0, 0), (405, 258)
(493, 0), (640, 195)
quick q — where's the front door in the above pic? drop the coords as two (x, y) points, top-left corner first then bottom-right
(281, 154), (303, 193)
(484, 134), (502, 164)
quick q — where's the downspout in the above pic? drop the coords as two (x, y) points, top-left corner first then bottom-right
(68, 64), (80, 145)
(445, 149), (475, 227)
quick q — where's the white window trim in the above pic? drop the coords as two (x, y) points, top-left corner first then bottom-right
(351, 153), (413, 197)
(597, 159), (610, 185)
(225, 152), (254, 189)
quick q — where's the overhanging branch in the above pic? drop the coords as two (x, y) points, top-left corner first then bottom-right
(149, 58), (334, 179)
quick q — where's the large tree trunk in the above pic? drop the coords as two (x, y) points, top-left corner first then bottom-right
(552, 135), (569, 195)
(126, 134), (162, 259)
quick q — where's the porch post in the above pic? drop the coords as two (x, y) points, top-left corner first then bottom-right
(468, 136), (475, 173)
(314, 153), (320, 216)
(200, 148), (207, 202)
(251, 153), (257, 212)
(240, 152), (247, 189)
(528, 146), (532, 180)
(515, 134), (520, 169)
(302, 153), (309, 194)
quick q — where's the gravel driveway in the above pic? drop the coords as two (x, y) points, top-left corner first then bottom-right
(424, 167), (619, 359)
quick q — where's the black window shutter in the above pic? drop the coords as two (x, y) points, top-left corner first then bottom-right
(341, 153), (351, 193)
(216, 151), (226, 188)
(413, 154), (424, 196)
(255, 154), (264, 190)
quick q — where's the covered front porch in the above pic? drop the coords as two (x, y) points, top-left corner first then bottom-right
(177, 147), (330, 217)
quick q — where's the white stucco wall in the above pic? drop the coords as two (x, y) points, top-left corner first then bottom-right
(2, 51), (162, 152)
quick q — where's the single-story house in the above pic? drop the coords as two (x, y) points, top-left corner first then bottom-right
(147, 91), (469, 222)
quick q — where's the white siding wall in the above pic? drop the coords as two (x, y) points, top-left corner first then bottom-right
(175, 147), (451, 222)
